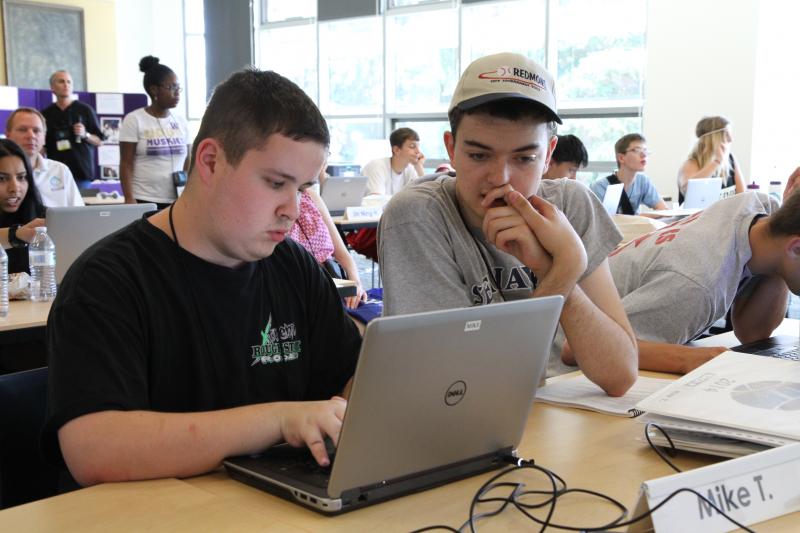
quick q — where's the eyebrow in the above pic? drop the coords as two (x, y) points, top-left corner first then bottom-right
(463, 139), (541, 152)
(262, 169), (298, 183)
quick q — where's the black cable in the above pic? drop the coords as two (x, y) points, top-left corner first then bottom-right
(411, 454), (757, 532)
(644, 422), (682, 473)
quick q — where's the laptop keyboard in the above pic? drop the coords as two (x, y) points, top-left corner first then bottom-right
(757, 346), (800, 361)
(269, 441), (336, 489)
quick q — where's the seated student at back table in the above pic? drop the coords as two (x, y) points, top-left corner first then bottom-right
(346, 127), (426, 261)
(362, 127), (426, 196)
(608, 176), (800, 374)
(5, 107), (84, 208)
(677, 115), (745, 203)
(378, 53), (637, 396)
(541, 134), (588, 180)
(42, 69), (362, 486)
(589, 133), (667, 214)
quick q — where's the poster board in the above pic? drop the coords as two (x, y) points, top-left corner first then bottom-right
(3, 0), (87, 90)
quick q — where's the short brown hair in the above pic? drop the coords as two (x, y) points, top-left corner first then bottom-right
(389, 127), (419, 149)
(768, 188), (800, 237)
(191, 69), (329, 172)
(448, 98), (557, 140)
(5, 107), (46, 134)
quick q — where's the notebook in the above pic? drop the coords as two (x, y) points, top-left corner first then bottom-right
(224, 296), (564, 514)
(636, 351), (800, 457)
(46, 203), (157, 284)
(602, 183), (624, 215)
(321, 176), (368, 216)
(681, 177), (722, 209)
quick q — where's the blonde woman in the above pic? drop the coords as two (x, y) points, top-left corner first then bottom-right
(677, 116), (745, 202)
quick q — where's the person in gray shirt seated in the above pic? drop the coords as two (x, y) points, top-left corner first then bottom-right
(378, 52), (638, 397)
(609, 175), (800, 374)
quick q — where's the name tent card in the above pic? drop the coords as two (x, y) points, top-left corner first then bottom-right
(345, 205), (382, 221)
(628, 443), (800, 532)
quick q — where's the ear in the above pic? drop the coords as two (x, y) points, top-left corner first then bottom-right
(193, 138), (223, 187)
(787, 236), (800, 261)
(544, 135), (558, 168)
(444, 131), (456, 165)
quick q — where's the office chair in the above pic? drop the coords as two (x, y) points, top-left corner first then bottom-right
(0, 367), (62, 508)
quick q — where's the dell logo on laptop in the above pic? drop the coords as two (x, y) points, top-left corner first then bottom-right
(444, 380), (467, 406)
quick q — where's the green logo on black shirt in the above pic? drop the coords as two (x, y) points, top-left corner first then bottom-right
(250, 314), (302, 365)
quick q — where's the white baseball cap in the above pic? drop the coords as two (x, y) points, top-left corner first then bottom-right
(449, 52), (562, 124)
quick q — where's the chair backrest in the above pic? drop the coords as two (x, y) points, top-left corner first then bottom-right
(0, 367), (61, 508)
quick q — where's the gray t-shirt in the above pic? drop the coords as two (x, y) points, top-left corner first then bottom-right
(609, 192), (779, 344)
(379, 175), (622, 316)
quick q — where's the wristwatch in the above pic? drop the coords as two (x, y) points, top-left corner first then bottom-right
(8, 224), (27, 248)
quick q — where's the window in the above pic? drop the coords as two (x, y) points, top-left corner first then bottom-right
(183, 0), (206, 140)
(258, 23), (318, 101)
(461, 0), (546, 66)
(385, 8), (458, 113)
(319, 17), (383, 115)
(559, 115), (644, 176)
(262, 0), (315, 23)
(555, 0), (646, 105)
(393, 119), (450, 164)
(327, 118), (385, 165)
(252, 0), (647, 169)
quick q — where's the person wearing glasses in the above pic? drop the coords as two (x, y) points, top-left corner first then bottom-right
(589, 133), (667, 215)
(119, 56), (190, 209)
(41, 70), (105, 187)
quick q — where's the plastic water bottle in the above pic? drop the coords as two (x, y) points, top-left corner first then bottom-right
(769, 181), (783, 205)
(0, 246), (8, 317)
(29, 226), (57, 302)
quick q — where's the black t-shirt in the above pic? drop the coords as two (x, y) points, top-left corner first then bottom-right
(42, 100), (104, 181)
(42, 217), (361, 465)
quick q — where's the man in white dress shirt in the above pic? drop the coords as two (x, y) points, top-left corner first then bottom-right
(5, 107), (84, 207)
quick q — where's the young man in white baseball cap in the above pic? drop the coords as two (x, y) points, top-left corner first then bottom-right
(378, 52), (637, 396)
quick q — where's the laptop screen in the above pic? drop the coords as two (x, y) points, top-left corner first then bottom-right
(46, 204), (156, 284)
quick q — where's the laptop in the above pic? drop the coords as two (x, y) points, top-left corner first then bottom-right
(731, 336), (800, 361)
(682, 177), (722, 209)
(224, 296), (564, 514)
(602, 183), (624, 215)
(321, 176), (368, 216)
(46, 203), (157, 284)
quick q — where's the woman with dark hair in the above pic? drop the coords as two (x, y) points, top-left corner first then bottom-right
(119, 55), (190, 209)
(0, 138), (46, 273)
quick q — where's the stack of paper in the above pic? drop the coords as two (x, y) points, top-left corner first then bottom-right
(636, 351), (800, 457)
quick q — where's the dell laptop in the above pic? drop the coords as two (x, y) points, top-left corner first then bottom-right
(321, 176), (368, 216)
(46, 203), (157, 284)
(682, 177), (722, 209)
(224, 296), (564, 514)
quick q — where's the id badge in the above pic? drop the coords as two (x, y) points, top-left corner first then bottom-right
(56, 139), (71, 151)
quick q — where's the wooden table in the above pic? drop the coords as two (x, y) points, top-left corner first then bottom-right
(1, 385), (796, 531)
(0, 300), (50, 333)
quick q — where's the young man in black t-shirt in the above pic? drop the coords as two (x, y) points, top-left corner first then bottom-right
(43, 70), (362, 486)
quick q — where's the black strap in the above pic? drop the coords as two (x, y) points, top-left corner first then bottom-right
(606, 174), (635, 215)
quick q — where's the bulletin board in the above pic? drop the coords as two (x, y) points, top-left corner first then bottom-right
(3, 0), (87, 90)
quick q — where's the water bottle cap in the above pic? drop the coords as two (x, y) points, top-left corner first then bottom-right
(35, 226), (47, 233)
(770, 181), (782, 185)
